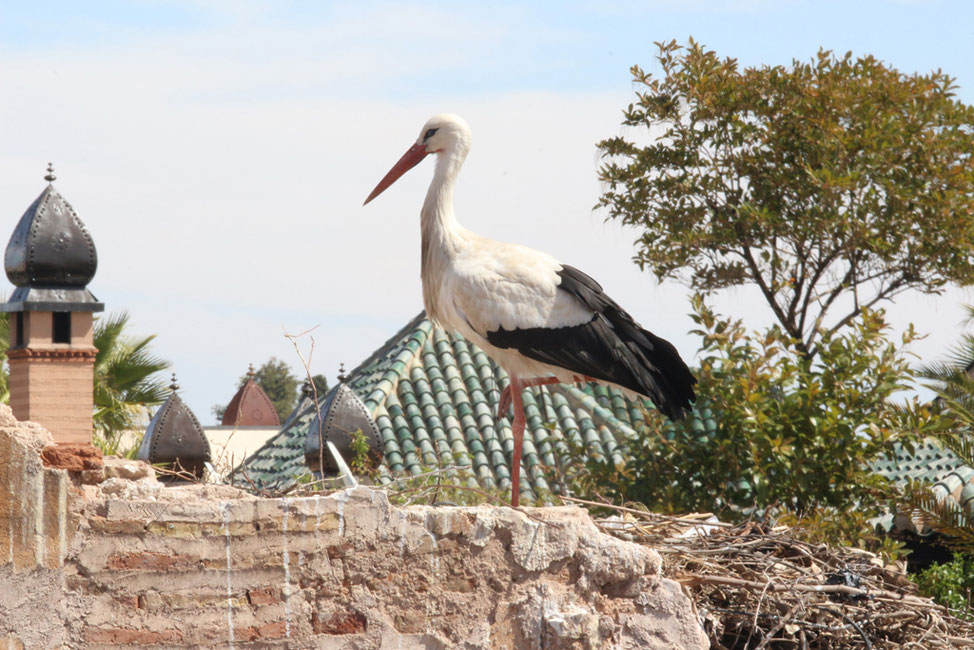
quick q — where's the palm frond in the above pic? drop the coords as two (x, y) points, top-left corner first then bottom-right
(93, 312), (130, 368)
(91, 312), (171, 450)
(901, 480), (974, 554)
(938, 433), (974, 469)
(904, 305), (974, 550)
(920, 333), (974, 384)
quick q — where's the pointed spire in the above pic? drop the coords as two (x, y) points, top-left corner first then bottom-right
(138, 388), (210, 482)
(305, 383), (379, 474)
(221, 366), (280, 427)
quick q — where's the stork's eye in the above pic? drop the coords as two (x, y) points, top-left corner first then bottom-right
(424, 128), (438, 140)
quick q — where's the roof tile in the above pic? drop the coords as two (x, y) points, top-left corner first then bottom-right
(235, 312), (712, 502)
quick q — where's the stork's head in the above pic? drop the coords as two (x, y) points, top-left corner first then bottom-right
(364, 113), (471, 205)
(416, 113), (470, 154)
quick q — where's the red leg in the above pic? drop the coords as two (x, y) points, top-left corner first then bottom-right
(499, 374), (600, 508)
(509, 374), (526, 508)
(497, 376), (562, 419)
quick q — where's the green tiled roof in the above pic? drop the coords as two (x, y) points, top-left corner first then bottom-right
(234, 312), (710, 501)
(234, 308), (974, 529)
(872, 440), (971, 486)
(871, 439), (974, 531)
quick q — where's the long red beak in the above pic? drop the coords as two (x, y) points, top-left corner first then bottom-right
(363, 143), (430, 205)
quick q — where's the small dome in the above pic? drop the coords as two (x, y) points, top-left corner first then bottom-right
(221, 376), (281, 427)
(305, 382), (380, 474)
(5, 175), (97, 288)
(138, 387), (211, 481)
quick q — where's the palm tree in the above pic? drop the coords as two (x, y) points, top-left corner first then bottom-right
(92, 312), (171, 455)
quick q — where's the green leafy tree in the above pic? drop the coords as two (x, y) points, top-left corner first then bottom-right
(92, 312), (172, 454)
(252, 358), (299, 419)
(598, 40), (974, 358)
(563, 296), (933, 521)
(214, 357), (300, 422)
(311, 373), (329, 398)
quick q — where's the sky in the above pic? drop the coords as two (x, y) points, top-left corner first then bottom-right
(0, 1), (972, 424)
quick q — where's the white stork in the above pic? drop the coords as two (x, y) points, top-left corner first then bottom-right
(364, 114), (696, 507)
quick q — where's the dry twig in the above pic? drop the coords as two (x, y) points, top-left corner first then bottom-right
(585, 512), (974, 649)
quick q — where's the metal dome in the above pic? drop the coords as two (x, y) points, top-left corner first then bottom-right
(304, 382), (380, 475)
(138, 380), (211, 481)
(221, 375), (281, 427)
(1, 168), (102, 312)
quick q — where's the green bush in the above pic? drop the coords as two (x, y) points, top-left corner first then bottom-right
(914, 553), (974, 621)
(559, 295), (934, 526)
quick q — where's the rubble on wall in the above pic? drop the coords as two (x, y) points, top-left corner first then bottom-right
(41, 444), (102, 471)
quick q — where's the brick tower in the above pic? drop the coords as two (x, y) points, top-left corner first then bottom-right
(1, 165), (104, 444)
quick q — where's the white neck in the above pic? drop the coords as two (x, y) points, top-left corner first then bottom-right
(421, 143), (467, 237)
(420, 141), (469, 321)
(422, 137), (474, 252)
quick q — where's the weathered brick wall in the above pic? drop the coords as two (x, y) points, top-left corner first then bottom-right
(0, 418), (72, 571)
(0, 407), (708, 649)
(0, 407), (82, 650)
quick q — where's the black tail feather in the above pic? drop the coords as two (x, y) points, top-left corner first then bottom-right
(486, 265), (697, 421)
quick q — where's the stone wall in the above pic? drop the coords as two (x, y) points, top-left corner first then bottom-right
(0, 406), (707, 649)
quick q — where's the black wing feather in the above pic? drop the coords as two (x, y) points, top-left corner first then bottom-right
(486, 265), (696, 421)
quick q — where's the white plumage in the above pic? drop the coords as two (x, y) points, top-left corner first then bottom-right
(365, 113), (695, 506)
(442, 237), (594, 376)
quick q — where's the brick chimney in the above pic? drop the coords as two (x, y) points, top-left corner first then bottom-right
(1, 165), (104, 444)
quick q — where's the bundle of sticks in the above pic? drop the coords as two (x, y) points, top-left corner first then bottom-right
(564, 497), (974, 649)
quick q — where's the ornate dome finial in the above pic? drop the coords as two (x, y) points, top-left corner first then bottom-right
(169, 373), (179, 392)
(337, 362), (347, 383)
(5, 174), (99, 291)
(247, 363), (256, 378)
(44, 163), (56, 183)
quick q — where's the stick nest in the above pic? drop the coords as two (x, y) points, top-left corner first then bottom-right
(571, 498), (974, 649)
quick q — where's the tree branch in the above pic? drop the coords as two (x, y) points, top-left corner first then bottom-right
(806, 261), (859, 350)
(741, 245), (807, 353)
(823, 275), (909, 338)
(797, 245), (846, 343)
(786, 240), (808, 327)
